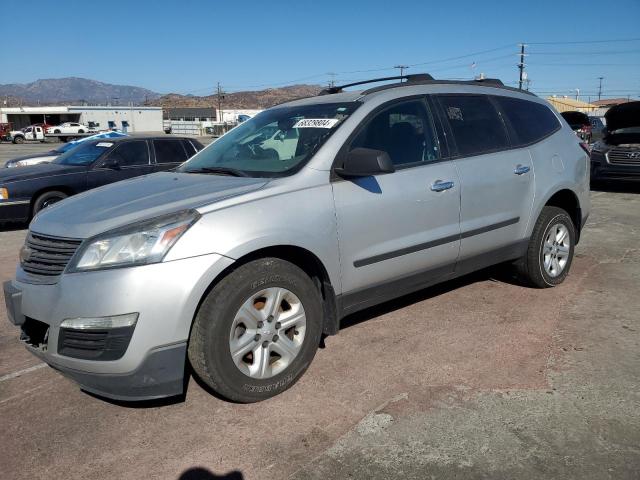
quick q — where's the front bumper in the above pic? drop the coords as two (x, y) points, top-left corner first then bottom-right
(4, 252), (235, 401)
(591, 151), (640, 181)
(0, 199), (31, 222)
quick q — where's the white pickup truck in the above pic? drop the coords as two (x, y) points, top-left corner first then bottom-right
(10, 126), (46, 144)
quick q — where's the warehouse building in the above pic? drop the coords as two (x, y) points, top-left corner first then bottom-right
(0, 105), (163, 133)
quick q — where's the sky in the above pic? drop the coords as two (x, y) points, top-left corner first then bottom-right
(2, 0), (640, 100)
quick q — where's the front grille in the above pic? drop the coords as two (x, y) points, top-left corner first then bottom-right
(21, 232), (82, 277)
(608, 147), (640, 165)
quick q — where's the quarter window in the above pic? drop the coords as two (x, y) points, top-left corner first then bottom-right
(494, 96), (560, 146)
(108, 141), (149, 167)
(154, 139), (188, 164)
(438, 95), (509, 157)
(350, 100), (439, 166)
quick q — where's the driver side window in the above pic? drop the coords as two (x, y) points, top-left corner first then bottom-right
(350, 100), (439, 167)
(107, 141), (149, 167)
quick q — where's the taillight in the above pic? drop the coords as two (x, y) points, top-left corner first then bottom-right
(579, 142), (590, 154)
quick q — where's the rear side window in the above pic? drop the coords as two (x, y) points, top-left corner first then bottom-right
(154, 139), (188, 164)
(437, 95), (509, 157)
(181, 140), (198, 156)
(495, 96), (560, 146)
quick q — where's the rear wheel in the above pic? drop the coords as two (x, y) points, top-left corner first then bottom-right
(32, 190), (68, 216)
(78, 129), (84, 133)
(188, 257), (323, 403)
(515, 206), (575, 288)
(13, 136), (24, 144)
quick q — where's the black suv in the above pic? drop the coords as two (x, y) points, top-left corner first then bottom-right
(590, 101), (640, 183)
(0, 136), (204, 222)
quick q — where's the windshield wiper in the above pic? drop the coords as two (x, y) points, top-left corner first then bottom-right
(184, 167), (249, 177)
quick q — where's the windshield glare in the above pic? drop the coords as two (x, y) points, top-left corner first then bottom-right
(53, 142), (112, 166)
(178, 102), (359, 176)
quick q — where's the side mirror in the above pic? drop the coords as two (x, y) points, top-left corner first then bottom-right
(335, 148), (395, 177)
(102, 157), (121, 170)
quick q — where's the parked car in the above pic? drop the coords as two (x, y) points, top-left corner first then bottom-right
(560, 111), (592, 143)
(0, 135), (203, 222)
(9, 125), (46, 144)
(3, 75), (590, 403)
(590, 101), (640, 183)
(46, 122), (92, 135)
(5, 131), (128, 168)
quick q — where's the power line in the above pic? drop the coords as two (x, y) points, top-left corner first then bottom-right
(527, 37), (640, 45)
(528, 49), (640, 55)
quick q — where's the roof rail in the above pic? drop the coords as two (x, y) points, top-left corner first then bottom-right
(319, 74), (434, 95)
(316, 73), (535, 97)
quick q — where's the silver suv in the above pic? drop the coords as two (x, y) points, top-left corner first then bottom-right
(4, 75), (590, 403)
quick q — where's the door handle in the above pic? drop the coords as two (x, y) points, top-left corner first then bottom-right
(514, 165), (531, 175)
(430, 180), (455, 192)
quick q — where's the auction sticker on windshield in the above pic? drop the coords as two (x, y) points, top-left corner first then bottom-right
(96, 142), (114, 147)
(293, 118), (340, 129)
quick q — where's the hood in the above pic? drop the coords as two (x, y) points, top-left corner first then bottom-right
(31, 171), (269, 238)
(0, 162), (85, 182)
(605, 101), (640, 132)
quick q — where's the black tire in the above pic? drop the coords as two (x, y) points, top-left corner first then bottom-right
(54, 129), (61, 134)
(13, 136), (24, 144)
(188, 257), (323, 403)
(515, 206), (576, 288)
(78, 129), (84, 133)
(32, 190), (68, 216)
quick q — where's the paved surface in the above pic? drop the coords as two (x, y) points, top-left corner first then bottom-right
(0, 160), (639, 478)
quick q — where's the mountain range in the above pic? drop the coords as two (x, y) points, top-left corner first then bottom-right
(0, 77), (323, 109)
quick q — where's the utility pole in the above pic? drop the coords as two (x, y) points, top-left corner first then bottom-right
(327, 72), (337, 88)
(394, 65), (409, 79)
(216, 82), (225, 125)
(518, 43), (526, 90)
(597, 76), (604, 101)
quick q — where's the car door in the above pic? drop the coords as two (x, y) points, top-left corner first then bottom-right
(435, 94), (535, 262)
(151, 138), (190, 172)
(332, 98), (461, 306)
(86, 140), (155, 189)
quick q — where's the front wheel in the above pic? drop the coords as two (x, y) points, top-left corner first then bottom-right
(32, 190), (68, 216)
(188, 258), (323, 403)
(515, 206), (576, 288)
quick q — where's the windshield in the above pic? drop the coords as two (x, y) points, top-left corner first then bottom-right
(53, 141), (113, 166)
(178, 102), (359, 177)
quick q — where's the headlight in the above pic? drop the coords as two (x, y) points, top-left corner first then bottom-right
(68, 210), (199, 272)
(0, 187), (8, 199)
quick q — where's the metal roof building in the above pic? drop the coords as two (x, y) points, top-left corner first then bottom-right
(546, 97), (598, 114)
(0, 105), (163, 132)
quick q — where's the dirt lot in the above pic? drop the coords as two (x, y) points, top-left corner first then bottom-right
(1, 140), (639, 479)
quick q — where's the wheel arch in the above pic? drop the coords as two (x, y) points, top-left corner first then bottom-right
(537, 188), (582, 242)
(194, 245), (340, 338)
(29, 186), (76, 214)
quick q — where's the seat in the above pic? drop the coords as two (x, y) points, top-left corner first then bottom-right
(388, 122), (423, 165)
